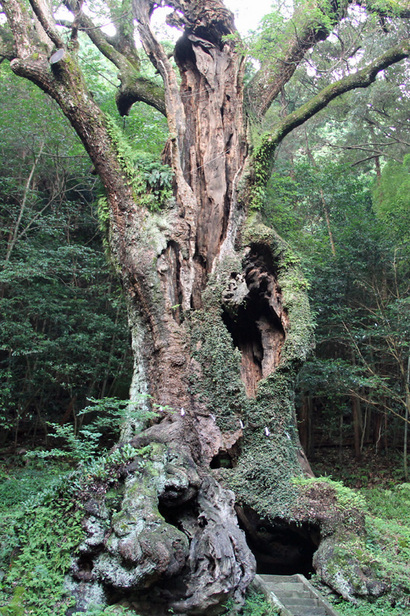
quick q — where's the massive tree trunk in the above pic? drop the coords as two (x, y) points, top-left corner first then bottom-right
(2, 0), (409, 613)
(85, 5), (315, 613)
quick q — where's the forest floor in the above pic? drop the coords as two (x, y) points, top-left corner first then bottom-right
(311, 446), (407, 489)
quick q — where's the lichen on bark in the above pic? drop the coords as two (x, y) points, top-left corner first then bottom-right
(68, 428), (256, 615)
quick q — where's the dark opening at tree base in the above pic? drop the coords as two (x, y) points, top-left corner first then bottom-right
(236, 505), (320, 577)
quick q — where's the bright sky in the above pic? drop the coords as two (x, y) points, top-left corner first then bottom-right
(47, 0), (275, 41)
(225, 0), (273, 34)
(151, 0), (274, 38)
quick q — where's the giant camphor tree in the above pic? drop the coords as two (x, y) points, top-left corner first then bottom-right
(1, 0), (409, 614)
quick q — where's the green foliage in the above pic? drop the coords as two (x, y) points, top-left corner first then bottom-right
(189, 279), (301, 516)
(0, 222), (132, 441)
(133, 150), (174, 211)
(77, 34), (119, 115)
(0, 586), (25, 616)
(0, 462), (67, 514)
(97, 195), (111, 236)
(263, 150), (409, 460)
(264, 160), (373, 260)
(5, 487), (83, 614)
(248, 8), (288, 65)
(0, 461), (83, 616)
(0, 463), (60, 586)
(104, 115), (173, 212)
(363, 484), (410, 591)
(223, 589), (278, 615)
(104, 114), (137, 181)
(335, 597), (409, 616)
(38, 421), (104, 463)
(372, 154), (410, 254)
(330, 485), (410, 614)
(247, 0), (339, 73)
(26, 396), (157, 464)
(189, 305), (247, 432)
(363, 0), (410, 17)
(71, 603), (138, 615)
(79, 395), (155, 430)
(364, 482), (410, 523)
(240, 590), (278, 616)
(293, 476), (368, 512)
(0, 398), (155, 616)
(0, 67), (132, 446)
(124, 101), (168, 157)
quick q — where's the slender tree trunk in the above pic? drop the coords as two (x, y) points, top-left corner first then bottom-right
(339, 411), (344, 462)
(4, 140), (45, 264)
(404, 357), (409, 481)
(299, 393), (314, 458)
(352, 395), (362, 461)
(351, 353), (362, 460)
(304, 129), (336, 256)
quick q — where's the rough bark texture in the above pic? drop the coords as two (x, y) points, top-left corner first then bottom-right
(2, 0), (409, 613)
(68, 432), (256, 615)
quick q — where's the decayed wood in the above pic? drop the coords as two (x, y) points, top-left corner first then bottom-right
(134, 0), (247, 308)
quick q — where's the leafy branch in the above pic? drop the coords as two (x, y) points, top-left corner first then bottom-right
(253, 38), (410, 187)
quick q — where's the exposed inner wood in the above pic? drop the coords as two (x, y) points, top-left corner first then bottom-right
(223, 247), (287, 396)
(173, 28), (246, 307)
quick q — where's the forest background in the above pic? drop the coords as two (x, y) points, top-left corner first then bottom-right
(0, 0), (409, 615)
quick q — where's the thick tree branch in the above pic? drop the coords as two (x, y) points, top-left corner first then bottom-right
(246, 29), (327, 118)
(133, 0), (184, 133)
(63, 0), (166, 116)
(246, 0), (410, 119)
(2, 0), (39, 57)
(64, 0), (139, 69)
(116, 75), (166, 116)
(253, 39), (410, 188)
(245, 1), (347, 118)
(29, 0), (64, 49)
(78, 10), (166, 116)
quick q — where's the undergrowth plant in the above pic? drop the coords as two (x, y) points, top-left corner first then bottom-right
(0, 468), (83, 616)
(26, 396), (159, 465)
(241, 590), (279, 616)
(71, 605), (138, 615)
(223, 589), (279, 615)
(326, 482), (410, 616)
(292, 475), (368, 511)
(335, 596), (409, 616)
(0, 396), (162, 615)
